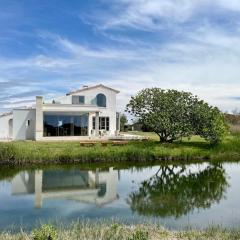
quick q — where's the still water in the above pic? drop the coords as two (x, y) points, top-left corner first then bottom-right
(0, 162), (239, 230)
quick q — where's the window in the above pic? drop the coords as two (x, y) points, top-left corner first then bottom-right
(92, 117), (109, 131)
(96, 93), (106, 107)
(44, 114), (88, 137)
(72, 96), (78, 104)
(93, 117), (95, 130)
(79, 96), (85, 104)
(72, 96), (85, 104)
(26, 120), (30, 127)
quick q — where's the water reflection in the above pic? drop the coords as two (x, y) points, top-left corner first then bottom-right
(11, 168), (119, 208)
(0, 163), (237, 230)
(128, 164), (228, 218)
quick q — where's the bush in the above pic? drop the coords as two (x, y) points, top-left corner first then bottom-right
(32, 224), (57, 240)
(127, 230), (149, 240)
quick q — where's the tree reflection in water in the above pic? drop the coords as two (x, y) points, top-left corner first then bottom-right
(128, 164), (228, 218)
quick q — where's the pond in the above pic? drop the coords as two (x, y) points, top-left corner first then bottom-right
(0, 162), (239, 231)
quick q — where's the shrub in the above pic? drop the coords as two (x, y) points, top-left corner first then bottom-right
(127, 230), (149, 240)
(32, 224), (57, 240)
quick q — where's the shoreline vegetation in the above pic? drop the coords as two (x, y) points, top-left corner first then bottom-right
(1, 222), (240, 240)
(0, 132), (240, 166)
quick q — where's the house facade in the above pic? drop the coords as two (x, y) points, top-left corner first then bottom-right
(0, 84), (120, 141)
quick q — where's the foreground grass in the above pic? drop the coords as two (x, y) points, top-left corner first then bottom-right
(0, 132), (240, 165)
(1, 222), (240, 240)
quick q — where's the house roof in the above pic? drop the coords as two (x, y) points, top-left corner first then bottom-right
(66, 84), (120, 95)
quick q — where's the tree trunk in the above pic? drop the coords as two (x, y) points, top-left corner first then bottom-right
(156, 132), (174, 143)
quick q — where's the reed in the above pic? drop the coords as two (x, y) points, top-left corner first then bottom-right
(0, 222), (240, 240)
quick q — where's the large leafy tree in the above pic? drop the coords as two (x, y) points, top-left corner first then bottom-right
(126, 88), (227, 143)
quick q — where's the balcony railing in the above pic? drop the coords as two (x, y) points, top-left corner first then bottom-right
(44, 95), (97, 106)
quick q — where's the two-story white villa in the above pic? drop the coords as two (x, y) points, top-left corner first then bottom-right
(0, 84), (120, 141)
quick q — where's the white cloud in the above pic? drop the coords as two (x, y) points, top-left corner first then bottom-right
(87, 0), (240, 31)
(219, 0), (240, 11)
(85, 0), (198, 30)
(57, 37), (141, 60)
(1, 22), (240, 113)
(1, 0), (240, 114)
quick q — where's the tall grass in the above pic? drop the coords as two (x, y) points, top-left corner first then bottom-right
(229, 125), (240, 135)
(1, 222), (240, 240)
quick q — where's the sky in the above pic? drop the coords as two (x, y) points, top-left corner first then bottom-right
(0, 0), (240, 113)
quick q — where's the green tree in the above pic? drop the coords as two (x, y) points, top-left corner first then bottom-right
(191, 101), (228, 144)
(126, 88), (227, 143)
(120, 114), (128, 132)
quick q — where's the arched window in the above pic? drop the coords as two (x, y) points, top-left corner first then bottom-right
(96, 93), (106, 107)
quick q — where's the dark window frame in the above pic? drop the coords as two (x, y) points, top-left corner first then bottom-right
(92, 117), (110, 131)
(44, 114), (89, 137)
(79, 96), (85, 104)
(96, 93), (106, 107)
(72, 96), (85, 104)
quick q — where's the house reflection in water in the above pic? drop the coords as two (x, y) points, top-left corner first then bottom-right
(11, 168), (119, 208)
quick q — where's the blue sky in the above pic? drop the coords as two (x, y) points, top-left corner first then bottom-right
(1, 0), (240, 113)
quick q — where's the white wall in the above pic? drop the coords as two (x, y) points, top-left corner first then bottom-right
(13, 109), (36, 140)
(71, 86), (117, 135)
(0, 113), (13, 139)
(45, 86), (118, 135)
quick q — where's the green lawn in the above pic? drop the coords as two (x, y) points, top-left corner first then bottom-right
(126, 131), (161, 141)
(127, 131), (207, 142)
(0, 132), (240, 165)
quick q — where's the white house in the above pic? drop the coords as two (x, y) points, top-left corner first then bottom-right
(0, 84), (121, 141)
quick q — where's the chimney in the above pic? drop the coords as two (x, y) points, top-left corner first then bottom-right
(35, 96), (43, 140)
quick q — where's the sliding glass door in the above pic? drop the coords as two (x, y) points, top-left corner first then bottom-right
(44, 113), (88, 137)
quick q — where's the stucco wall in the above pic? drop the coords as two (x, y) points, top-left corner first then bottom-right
(43, 86), (118, 135)
(71, 86), (117, 135)
(13, 109), (36, 140)
(0, 113), (13, 139)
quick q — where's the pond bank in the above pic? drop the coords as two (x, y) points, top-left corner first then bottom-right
(1, 222), (240, 240)
(0, 134), (240, 166)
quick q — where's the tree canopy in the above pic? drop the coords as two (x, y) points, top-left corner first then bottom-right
(126, 88), (228, 143)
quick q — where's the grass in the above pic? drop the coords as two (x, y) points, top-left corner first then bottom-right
(1, 222), (240, 240)
(1, 132), (240, 166)
(127, 131), (161, 141)
(229, 125), (240, 135)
